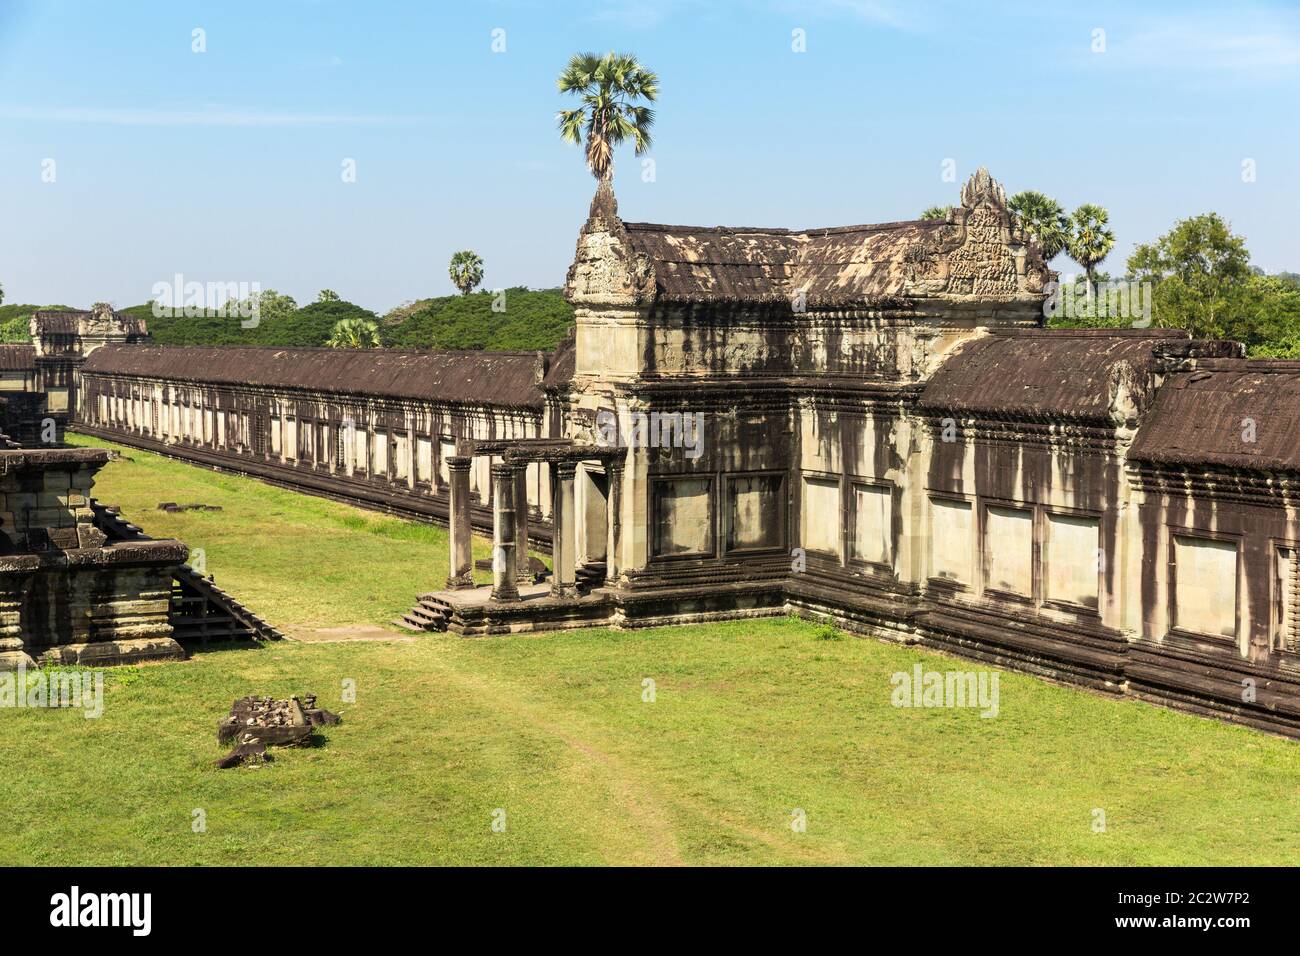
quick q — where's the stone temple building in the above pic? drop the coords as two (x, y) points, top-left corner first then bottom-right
(0, 305), (280, 668)
(23, 168), (1300, 737)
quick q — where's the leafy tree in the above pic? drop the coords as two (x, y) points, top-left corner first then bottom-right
(1008, 191), (1070, 261)
(448, 251), (484, 296)
(920, 206), (952, 221)
(223, 288), (297, 325)
(131, 297), (378, 348)
(385, 287), (573, 351)
(1220, 276), (1300, 357)
(1066, 204), (1116, 302)
(0, 317), (27, 343)
(327, 317), (381, 348)
(556, 51), (658, 182)
(1127, 213), (1251, 339)
(317, 289), (340, 303)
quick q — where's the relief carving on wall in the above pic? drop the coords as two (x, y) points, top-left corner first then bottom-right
(565, 183), (657, 307)
(904, 168), (1051, 302)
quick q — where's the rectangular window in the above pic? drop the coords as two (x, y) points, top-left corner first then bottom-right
(726, 474), (784, 552)
(270, 416), (281, 455)
(1278, 548), (1299, 652)
(284, 418), (297, 461)
(416, 437), (433, 484)
(653, 477), (713, 557)
(394, 433), (410, 480)
(1044, 513), (1100, 609)
(371, 429), (388, 475)
(985, 505), (1034, 596)
(930, 497), (972, 583)
(850, 483), (891, 565)
(801, 477), (840, 556)
(1173, 534), (1238, 639)
(438, 440), (457, 486)
(301, 421), (314, 462)
(354, 428), (368, 475)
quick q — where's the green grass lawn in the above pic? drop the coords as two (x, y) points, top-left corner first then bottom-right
(3, 434), (1298, 866)
(66, 432), (501, 633)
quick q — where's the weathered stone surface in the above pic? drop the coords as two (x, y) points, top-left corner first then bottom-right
(216, 695), (339, 766)
(53, 166), (1300, 741)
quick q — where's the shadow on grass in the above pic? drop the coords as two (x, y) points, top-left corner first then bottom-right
(180, 639), (274, 660)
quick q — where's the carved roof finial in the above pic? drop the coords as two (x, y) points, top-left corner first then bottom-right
(588, 179), (620, 226)
(960, 167), (1007, 209)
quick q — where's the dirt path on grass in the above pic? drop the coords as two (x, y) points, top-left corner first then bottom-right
(423, 657), (685, 865)
(422, 653), (835, 866)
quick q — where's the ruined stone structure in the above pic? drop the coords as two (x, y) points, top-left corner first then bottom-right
(62, 170), (1300, 736)
(77, 345), (568, 542)
(0, 444), (187, 668)
(0, 307), (280, 668)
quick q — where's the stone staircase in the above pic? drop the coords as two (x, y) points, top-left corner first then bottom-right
(89, 498), (285, 647)
(169, 563), (286, 646)
(392, 592), (452, 633)
(575, 561), (606, 593)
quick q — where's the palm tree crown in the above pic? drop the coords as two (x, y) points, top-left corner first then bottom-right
(328, 317), (381, 349)
(448, 250), (484, 296)
(1067, 204), (1117, 295)
(556, 51), (658, 182)
(1008, 190), (1070, 262)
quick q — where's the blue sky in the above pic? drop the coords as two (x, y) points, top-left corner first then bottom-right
(1, 0), (1297, 312)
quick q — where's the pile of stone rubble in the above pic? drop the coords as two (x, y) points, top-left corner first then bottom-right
(216, 694), (341, 768)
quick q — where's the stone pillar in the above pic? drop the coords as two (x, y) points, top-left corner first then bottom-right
(514, 464), (531, 584)
(551, 461), (578, 598)
(0, 571), (35, 670)
(490, 462), (520, 602)
(604, 457), (624, 587)
(445, 456), (474, 590)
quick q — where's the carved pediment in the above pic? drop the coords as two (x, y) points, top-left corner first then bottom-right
(565, 183), (656, 307)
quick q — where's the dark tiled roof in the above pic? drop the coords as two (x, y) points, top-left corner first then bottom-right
(919, 329), (1210, 423)
(83, 345), (547, 408)
(0, 345), (35, 371)
(542, 331), (576, 389)
(621, 223), (801, 304)
(572, 169), (1054, 309)
(620, 219), (950, 307)
(1129, 361), (1300, 473)
(32, 310), (147, 335)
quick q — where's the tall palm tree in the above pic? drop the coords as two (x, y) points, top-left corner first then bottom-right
(1008, 191), (1070, 262)
(327, 317), (381, 349)
(556, 51), (658, 182)
(1067, 204), (1116, 304)
(448, 250), (484, 296)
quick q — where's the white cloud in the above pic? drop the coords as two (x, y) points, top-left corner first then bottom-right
(0, 105), (431, 127)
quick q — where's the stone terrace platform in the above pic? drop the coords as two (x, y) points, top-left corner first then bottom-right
(403, 583), (616, 636)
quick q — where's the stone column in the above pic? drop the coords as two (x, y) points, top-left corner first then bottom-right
(604, 456), (624, 587)
(551, 461), (578, 598)
(445, 456), (474, 590)
(0, 571), (35, 670)
(490, 462), (520, 602)
(514, 464), (532, 585)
